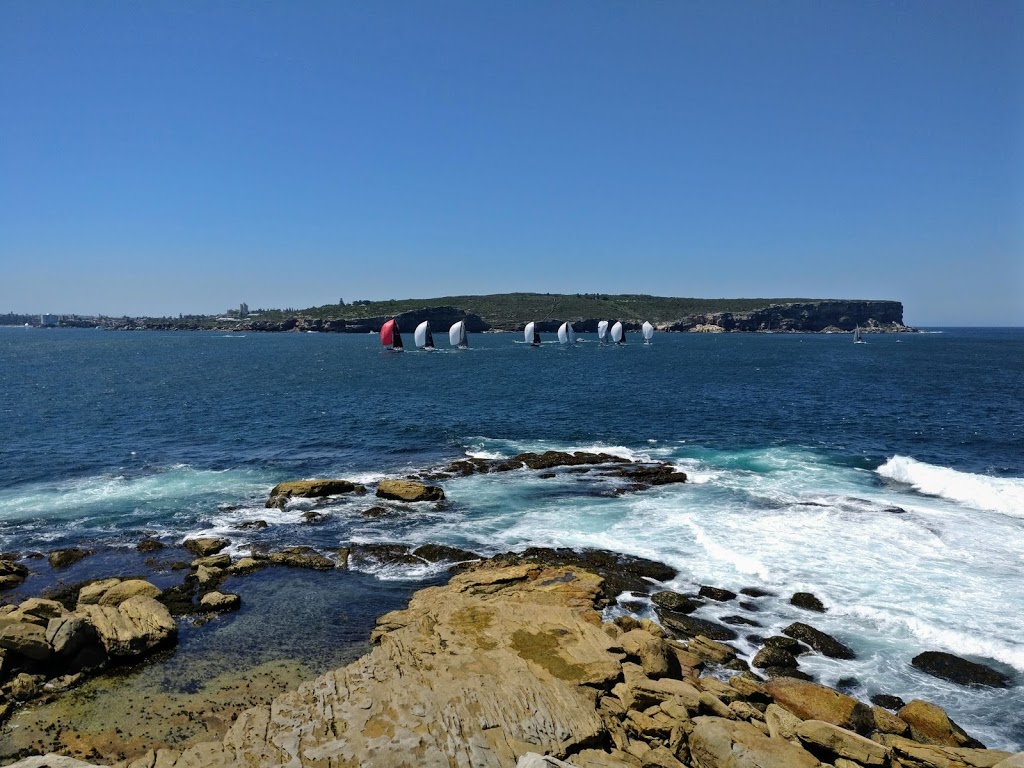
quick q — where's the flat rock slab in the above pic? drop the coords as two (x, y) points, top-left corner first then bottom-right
(266, 479), (367, 507)
(912, 650), (1011, 688)
(375, 478), (445, 502)
(101, 563), (623, 768)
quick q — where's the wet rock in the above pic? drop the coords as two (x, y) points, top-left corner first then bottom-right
(607, 463), (688, 488)
(5, 672), (44, 701)
(686, 635), (738, 664)
(740, 587), (775, 598)
(877, 734), (1010, 768)
(376, 479), (445, 502)
(79, 595), (177, 658)
(97, 579), (161, 607)
(136, 538), (164, 553)
(659, 611), (738, 642)
(237, 519), (269, 530)
(506, 450), (630, 471)
(158, 582), (199, 616)
(268, 547), (335, 570)
(720, 615), (761, 627)
(764, 635), (810, 655)
(699, 586), (737, 602)
(537, 472), (556, 479)
(445, 457), (492, 476)
(688, 715), (823, 768)
(266, 479), (366, 507)
(0, 559), (29, 591)
(790, 592), (826, 613)
(752, 646), (798, 670)
(651, 591), (698, 614)
(763, 667), (814, 681)
(359, 506), (391, 518)
(48, 548), (93, 569)
(782, 622), (856, 660)
(301, 510), (332, 524)
(795, 719), (890, 766)
(911, 650), (1011, 688)
(192, 553), (231, 569)
(739, 601), (761, 612)
(182, 538), (230, 557)
(870, 693), (906, 711)
(227, 557), (265, 575)
(200, 591), (241, 612)
(897, 699), (985, 748)
(411, 544), (482, 563)
(0, 621), (53, 661)
(764, 677), (874, 734)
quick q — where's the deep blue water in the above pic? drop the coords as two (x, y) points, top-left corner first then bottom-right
(1, 326), (1023, 750)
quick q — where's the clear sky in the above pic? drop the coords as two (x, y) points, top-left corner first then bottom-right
(1, 1), (1021, 325)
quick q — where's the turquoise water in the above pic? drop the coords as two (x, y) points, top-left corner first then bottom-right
(1, 326), (1022, 748)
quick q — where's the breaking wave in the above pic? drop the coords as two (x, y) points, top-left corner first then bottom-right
(877, 456), (1024, 518)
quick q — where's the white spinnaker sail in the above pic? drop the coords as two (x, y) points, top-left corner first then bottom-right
(568, 323), (576, 343)
(449, 320), (468, 347)
(524, 322), (535, 344)
(557, 322), (568, 344)
(642, 321), (654, 341)
(414, 321), (430, 349)
(597, 320), (609, 341)
(611, 321), (624, 344)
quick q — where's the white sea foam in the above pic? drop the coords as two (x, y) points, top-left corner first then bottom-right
(878, 456), (1024, 518)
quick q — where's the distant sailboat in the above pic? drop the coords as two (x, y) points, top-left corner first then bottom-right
(380, 319), (404, 351)
(449, 320), (469, 348)
(853, 326), (866, 344)
(597, 320), (609, 344)
(414, 321), (435, 350)
(642, 321), (654, 344)
(557, 322), (576, 344)
(610, 321), (624, 345)
(524, 321), (541, 346)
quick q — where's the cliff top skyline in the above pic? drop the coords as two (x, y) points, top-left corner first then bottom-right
(1, 2), (1021, 326)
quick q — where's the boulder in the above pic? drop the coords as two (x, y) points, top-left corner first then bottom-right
(412, 544), (482, 563)
(376, 479), (445, 502)
(48, 548), (92, 568)
(236, 519), (269, 530)
(268, 547), (336, 570)
(76, 578), (122, 607)
(618, 629), (670, 678)
(659, 612), (738, 642)
(877, 734), (1012, 768)
(740, 587), (774, 598)
(97, 579), (161, 606)
(763, 678), (874, 735)
(0, 621), (53, 661)
(301, 510), (332, 524)
(911, 650), (1011, 688)
(183, 537), (230, 557)
(78, 595), (177, 658)
(651, 591), (698, 614)
(265, 479), (366, 507)
(870, 693), (906, 711)
(764, 635), (810, 655)
(897, 699), (984, 748)
(5, 672), (43, 701)
(45, 615), (98, 659)
(765, 703), (803, 741)
(790, 592), (826, 612)
(227, 557), (265, 575)
(192, 553), (232, 569)
(782, 622), (856, 659)
(795, 720), (890, 766)
(136, 538), (164, 553)
(617, 663), (702, 711)
(699, 586), (737, 602)
(200, 591), (241, 612)
(0, 560), (29, 591)
(686, 635), (737, 664)
(17, 598), (67, 621)
(688, 716), (824, 768)
(752, 646), (798, 670)
(870, 705), (909, 736)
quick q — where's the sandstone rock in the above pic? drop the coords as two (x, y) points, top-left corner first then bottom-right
(764, 634), (810, 654)
(698, 691), (734, 718)
(686, 635), (737, 664)
(569, 749), (643, 767)
(227, 556), (265, 574)
(666, 643), (703, 676)
(618, 629), (670, 678)
(765, 703), (803, 741)
(412, 543), (482, 563)
(48, 547), (92, 568)
(182, 537), (230, 557)
(878, 734), (1011, 767)
(994, 755), (1024, 768)
(912, 650), (1011, 688)
(268, 547), (336, 570)
(790, 592), (826, 612)
(795, 719), (890, 766)
(45, 615), (98, 659)
(618, 662), (702, 712)
(76, 578), (122, 606)
(376, 478), (445, 502)
(0, 621), (53, 661)
(0, 756), (100, 767)
(78, 595), (177, 658)
(764, 677), (874, 734)
(5, 672), (43, 700)
(98, 579), (161, 606)
(728, 675), (771, 703)
(17, 597), (67, 620)
(192, 553), (231, 569)
(871, 704), (910, 736)
(660, 612), (738, 642)
(195, 564), (222, 586)
(688, 715), (824, 768)
(265, 478), (366, 507)
(200, 591), (241, 612)
(696, 676), (742, 704)
(640, 746), (687, 767)
(782, 622), (856, 659)
(650, 591), (698, 614)
(740, 587), (774, 597)
(897, 699), (984, 748)
(696, 585), (735, 602)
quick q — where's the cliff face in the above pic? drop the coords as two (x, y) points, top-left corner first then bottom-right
(663, 300), (909, 333)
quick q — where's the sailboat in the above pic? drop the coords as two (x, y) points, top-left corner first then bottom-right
(556, 322), (576, 344)
(642, 321), (654, 344)
(449, 320), (469, 348)
(414, 321), (435, 350)
(610, 321), (624, 345)
(597, 320), (609, 344)
(853, 326), (866, 344)
(380, 319), (404, 351)
(524, 321), (541, 346)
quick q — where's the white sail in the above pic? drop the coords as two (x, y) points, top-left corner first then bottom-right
(611, 321), (624, 344)
(642, 321), (654, 342)
(557, 322), (568, 344)
(597, 320), (609, 342)
(567, 322), (576, 344)
(524, 322), (535, 344)
(449, 320), (468, 348)
(414, 321), (430, 349)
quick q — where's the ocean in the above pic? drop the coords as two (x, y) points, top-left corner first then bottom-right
(1, 326), (1022, 751)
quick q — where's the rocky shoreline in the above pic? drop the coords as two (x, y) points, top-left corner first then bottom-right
(2, 558), (1019, 768)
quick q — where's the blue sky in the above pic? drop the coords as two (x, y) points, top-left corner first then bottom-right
(1, 2), (1021, 325)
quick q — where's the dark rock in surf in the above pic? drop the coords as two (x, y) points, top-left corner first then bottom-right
(764, 635), (810, 655)
(349, 543), (422, 569)
(182, 538), (230, 557)
(605, 462), (688, 488)
(835, 676), (861, 694)
(266, 479), (367, 508)
(537, 472), (556, 479)
(136, 538), (164, 553)
(511, 451), (630, 471)
(764, 666), (814, 681)
(739, 601), (761, 612)
(699, 585), (737, 602)
(911, 650), (1011, 688)
(658, 611), (739, 642)
(268, 547), (336, 571)
(783, 622), (856, 660)
(791, 592), (827, 613)
(740, 587), (775, 597)
(359, 506), (392, 518)
(720, 615), (761, 627)
(650, 591), (699, 614)
(752, 646), (799, 669)
(0, 560), (29, 591)
(48, 548), (93, 569)
(237, 519), (269, 530)
(301, 510), (332, 524)
(871, 693), (906, 711)
(446, 458), (491, 476)
(412, 544), (481, 564)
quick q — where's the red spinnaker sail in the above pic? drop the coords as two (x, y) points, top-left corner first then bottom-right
(381, 319), (396, 348)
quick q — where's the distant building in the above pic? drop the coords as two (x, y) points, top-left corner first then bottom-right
(240, 302), (249, 318)
(40, 313), (59, 327)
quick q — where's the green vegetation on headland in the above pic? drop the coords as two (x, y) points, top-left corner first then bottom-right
(5, 293), (914, 333)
